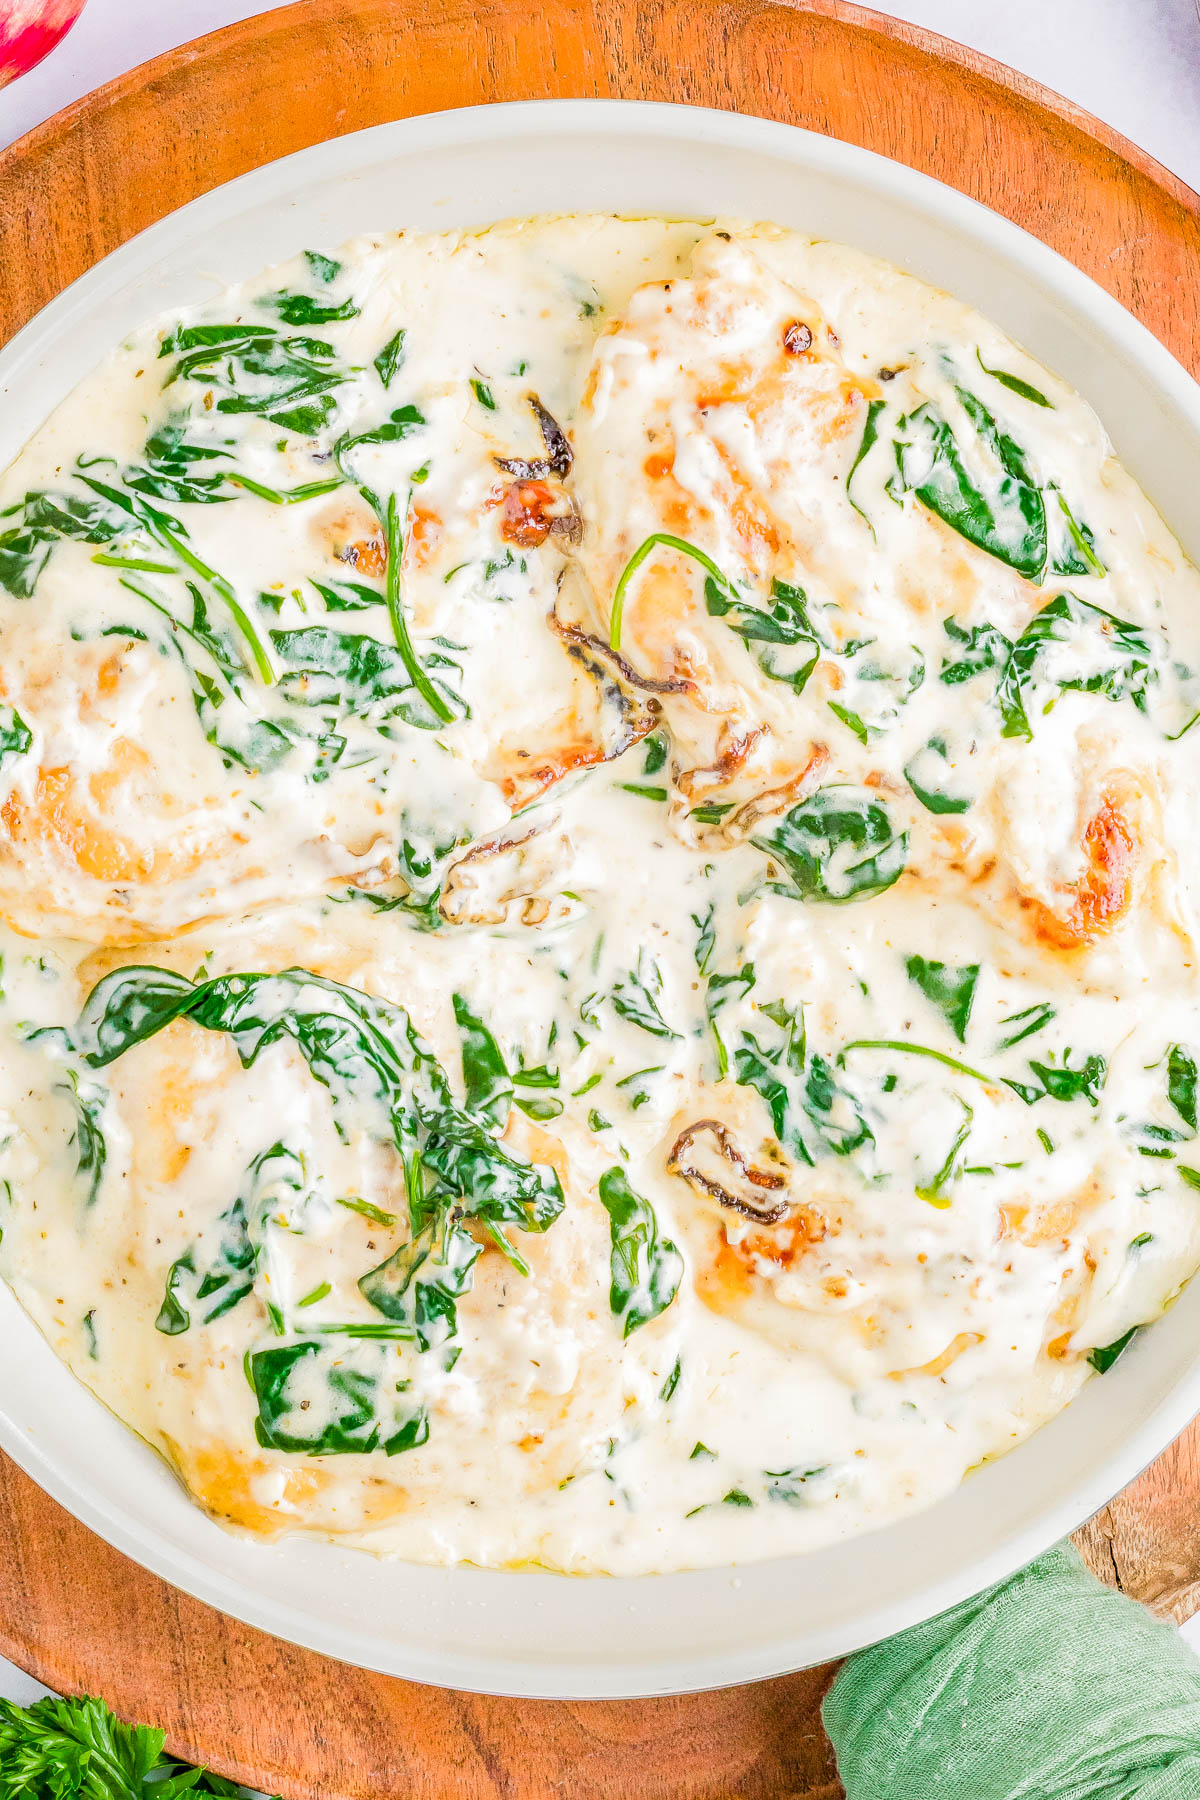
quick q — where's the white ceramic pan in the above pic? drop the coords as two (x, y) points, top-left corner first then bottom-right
(3, 99), (1200, 1699)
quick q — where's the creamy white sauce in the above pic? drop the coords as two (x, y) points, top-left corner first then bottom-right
(1, 216), (1199, 1574)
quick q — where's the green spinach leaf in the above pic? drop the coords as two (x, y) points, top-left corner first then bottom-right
(905, 955), (979, 1043)
(752, 787), (908, 904)
(453, 994), (513, 1131)
(704, 575), (823, 694)
(596, 1166), (684, 1337)
(611, 954), (679, 1040)
(270, 623), (464, 730)
(1088, 1328), (1137, 1374)
(0, 704), (32, 773)
(903, 735), (971, 814)
(374, 328), (407, 388)
(893, 396), (1046, 580)
(1168, 1044), (1198, 1132)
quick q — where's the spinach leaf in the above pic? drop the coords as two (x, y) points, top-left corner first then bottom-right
(704, 575), (822, 694)
(995, 1002), (1056, 1051)
(611, 953), (679, 1040)
(72, 966), (198, 1065)
(270, 624), (464, 729)
(1009, 592), (1153, 722)
(915, 1100), (973, 1207)
(154, 1141), (306, 1337)
(189, 675), (308, 776)
(1168, 1044), (1198, 1132)
(802, 1050), (875, 1157)
(73, 963), (565, 1359)
(846, 397), (885, 526)
(893, 396), (1046, 580)
(752, 787), (908, 905)
(692, 902), (716, 978)
(0, 705), (32, 774)
(613, 1066), (661, 1112)
(1128, 1120), (1187, 1160)
(357, 485), (457, 727)
(940, 593), (1154, 740)
(734, 1000), (811, 1165)
(375, 328), (407, 388)
(705, 964), (756, 1079)
(734, 1000), (873, 1163)
(334, 403), (425, 469)
(939, 616), (1029, 738)
(596, 1166), (684, 1337)
(903, 736), (971, 814)
(358, 1220), (483, 1352)
(905, 955), (979, 1043)
(453, 994), (513, 1131)
(642, 732), (668, 776)
(0, 487), (131, 597)
(124, 422), (234, 504)
(155, 1255), (194, 1336)
(828, 642), (924, 743)
(975, 350), (1051, 408)
(1088, 1328), (1137, 1374)
(191, 1187), (258, 1321)
(765, 1464), (830, 1505)
(75, 472), (276, 683)
(159, 321), (351, 434)
(310, 577), (385, 612)
(248, 1339), (427, 1455)
(1048, 487), (1106, 577)
(1005, 1050), (1107, 1107)
(609, 533), (731, 651)
(260, 290), (359, 327)
(57, 1069), (107, 1206)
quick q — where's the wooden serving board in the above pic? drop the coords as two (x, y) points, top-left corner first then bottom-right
(2, 3), (1200, 1794)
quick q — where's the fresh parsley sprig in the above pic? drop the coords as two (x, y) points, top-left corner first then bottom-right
(0, 1692), (272, 1800)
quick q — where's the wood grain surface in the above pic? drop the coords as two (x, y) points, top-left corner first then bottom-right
(1, 2), (1200, 1795)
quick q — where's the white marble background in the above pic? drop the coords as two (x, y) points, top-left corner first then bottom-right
(1, 0), (1200, 1705)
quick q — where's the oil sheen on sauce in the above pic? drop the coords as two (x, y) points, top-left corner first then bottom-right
(1, 216), (1199, 1574)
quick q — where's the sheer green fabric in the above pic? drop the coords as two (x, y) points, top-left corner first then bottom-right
(824, 1546), (1200, 1798)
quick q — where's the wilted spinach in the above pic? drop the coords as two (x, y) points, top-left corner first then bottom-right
(611, 953), (680, 1040)
(734, 999), (873, 1165)
(270, 623), (464, 730)
(1088, 1328), (1138, 1375)
(159, 319), (353, 436)
(248, 1338), (427, 1456)
(705, 963), (756, 1079)
(704, 575), (823, 694)
(1004, 1050), (1108, 1107)
(608, 533), (730, 651)
(57, 1069), (107, 1206)
(940, 592), (1156, 740)
(154, 1141), (304, 1336)
(0, 705), (32, 774)
(1168, 1044), (1198, 1132)
(752, 787), (908, 905)
(892, 386), (1103, 585)
(903, 735), (971, 814)
(453, 994), (513, 1131)
(71, 963), (564, 1370)
(905, 955), (979, 1044)
(893, 395), (1046, 580)
(596, 1166), (684, 1337)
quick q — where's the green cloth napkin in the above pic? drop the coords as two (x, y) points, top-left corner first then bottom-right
(823, 1545), (1200, 1798)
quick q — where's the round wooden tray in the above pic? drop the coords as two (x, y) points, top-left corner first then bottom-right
(2, 3), (1200, 1795)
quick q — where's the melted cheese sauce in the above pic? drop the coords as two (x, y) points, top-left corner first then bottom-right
(2, 216), (1200, 1573)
